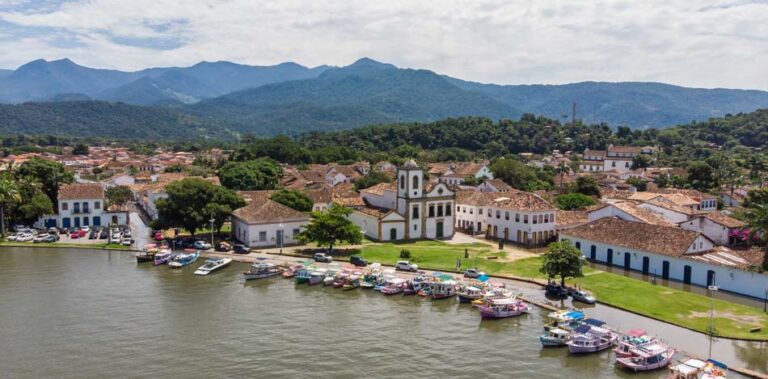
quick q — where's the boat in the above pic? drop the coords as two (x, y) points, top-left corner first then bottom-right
(566, 319), (618, 354)
(136, 244), (158, 263)
(323, 264), (341, 286)
(283, 262), (308, 278)
(243, 261), (284, 280)
(543, 310), (585, 332)
(332, 268), (352, 288)
(477, 297), (530, 319)
(374, 269), (397, 292)
(194, 257), (232, 275)
(168, 251), (200, 269)
(614, 329), (657, 358)
(153, 250), (177, 266)
(431, 280), (458, 300)
(360, 263), (382, 289)
(295, 267), (313, 284)
(381, 278), (407, 295)
(342, 274), (361, 290)
(615, 342), (675, 372)
(471, 288), (514, 306)
(539, 327), (571, 347)
(457, 285), (484, 303)
(309, 268), (328, 285)
(668, 357), (728, 379)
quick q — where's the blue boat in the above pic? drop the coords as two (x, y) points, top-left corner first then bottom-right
(168, 251), (200, 269)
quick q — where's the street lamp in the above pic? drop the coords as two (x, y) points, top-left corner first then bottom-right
(361, 229), (366, 259)
(279, 222), (284, 255)
(209, 216), (215, 250)
(708, 277), (719, 359)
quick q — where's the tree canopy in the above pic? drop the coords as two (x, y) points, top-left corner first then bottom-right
(219, 158), (282, 191)
(270, 189), (313, 212)
(554, 193), (596, 210)
(155, 178), (245, 237)
(540, 240), (584, 286)
(297, 204), (362, 253)
(489, 158), (552, 191)
(354, 170), (392, 191)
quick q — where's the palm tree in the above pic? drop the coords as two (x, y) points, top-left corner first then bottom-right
(744, 203), (768, 271)
(0, 178), (21, 236)
(554, 161), (571, 190)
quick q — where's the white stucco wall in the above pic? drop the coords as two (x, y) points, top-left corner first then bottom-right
(679, 218), (731, 245)
(484, 208), (556, 244)
(232, 218), (308, 248)
(58, 198), (107, 228)
(638, 203), (689, 224)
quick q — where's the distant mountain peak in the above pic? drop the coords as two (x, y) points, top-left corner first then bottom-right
(349, 57), (395, 69)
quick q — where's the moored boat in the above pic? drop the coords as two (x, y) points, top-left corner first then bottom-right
(153, 250), (177, 266)
(539, 327), (571, 347)
(477, 297), (529, 319)
(136, 244), (158, 263)
(381, 278), (406, 295)
(243, 261), (284, 280)
(668, 357), (728, 379)
(309, 268), (327, 285)
(194, 257), (232, 275)
(430, 280), (457, 300)
(323, 264), (341, 286)
(168, 251), (200, 269)
(295, 267), (312, 284)
(614, 329), (657, 358)
(342, 274), (361, 290)
(543, 310), (585, 333)
(615, 342), (675, 372)
(566, 319), (618, 354)
(457, 285), (483, 303)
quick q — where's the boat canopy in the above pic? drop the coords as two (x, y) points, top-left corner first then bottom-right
(707, 359), (728, 369)
(476, 274), (490, 282)
(626, 328), (647, 337)
(574, 325), (591, 334)
(584, 318), (606, 327)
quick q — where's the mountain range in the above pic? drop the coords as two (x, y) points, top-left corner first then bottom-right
(0, 57), (767, 138)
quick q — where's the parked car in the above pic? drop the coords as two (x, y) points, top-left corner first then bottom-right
(99, 229), (108, 239)
(233, 244), (250, 254)
(215, 241), (231, 252)
(463, 268), (486, 278)
(570, 289), (596, 304)
(395, 261), (418, 272)
(33, 234), (48, 243)
(81, 226), (91, 233)
(121, 237), (132, 246)
(16, 233), (34, 242)
(193, 241), (212, 250)
(7, 232), (20, 241)
(544, 282), (569, 299)
(110, 234), (121, 244)
(313, 253), (333, 263)
(48, 227), (59, 235)
(70, 229), (82, 239)
(350, 255), (368, 267)
(123, 229), (132, 238)
(34, 234), (57, 243)
(88, 228), (99, 239)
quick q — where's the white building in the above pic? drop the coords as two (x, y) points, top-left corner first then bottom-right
(439, 162), (493, 185)
(580, 145), (657, 174)
(231, 191), (310, 248)
(477, 178), (513, 193)
(455, 189), (557, 246)
(352, 159), (455, 241)
(560, 218), (768, 299)
(588, 201), (675, 226)
(55, 183), (128, 228)
(678, 212), (745, 246)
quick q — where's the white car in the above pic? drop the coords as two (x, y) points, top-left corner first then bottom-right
(395, 261), (418, 272)
(16, 233), (34, 242)
(110, 235), (121, 244)
(463, 268), (486, 278)
(7, 233), (21, 241)
(193, 241), (212, 250)
(32, 234), (49, 243)
(81, 226), (90, 233)
(121, 237), (132, 246)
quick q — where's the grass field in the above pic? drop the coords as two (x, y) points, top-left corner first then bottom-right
(360, 240), (768, 340)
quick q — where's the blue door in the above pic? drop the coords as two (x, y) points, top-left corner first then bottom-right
(590, 245), (596, 261)
(683, 265), (692, 284)
(93, 217), (101, 226)
(607, 249), (613, 265)
(74, 217), (80, 228)
(642, 257), (650, 274)
(624, 253), (631, 269)
(83, 217), (89, 226)
(62, 218), (71, 229)
(662, 261), (670, 279)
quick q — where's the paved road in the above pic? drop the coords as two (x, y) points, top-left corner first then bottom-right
(129, 211), (151, 248)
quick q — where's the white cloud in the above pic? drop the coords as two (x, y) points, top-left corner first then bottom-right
(0, 0), (766, 89)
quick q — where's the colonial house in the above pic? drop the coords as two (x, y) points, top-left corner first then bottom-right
(55, 183), (128, 228)
(439, 162), (493, 185)
(477, 178), (513, 193)
(637, 197), (703, 224)
(580, 145), (657, 174)
(351, 160), (455, 241)
(455, 189), (557, 246)
(588, 201), (674, 226)
(560, 218), (768, 299)
(678, 212), (746, 246)
(720, 188), (748, 207)
(231, 191), (310, 248)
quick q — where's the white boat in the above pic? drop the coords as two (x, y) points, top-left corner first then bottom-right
(669, 357), (728, 379)
(566, 319), (618, 354)
(243, 262), (283, 280)
(309, 268), (327, 285)
(477, 297), (529, 319)
(430, 280), (458, 300)
(168, 251), (200, 269)
(323, 264), (341, 286)
(194, 257), (232, 275)
(540, 327), (571, 347)
(615, 342), (675, 371)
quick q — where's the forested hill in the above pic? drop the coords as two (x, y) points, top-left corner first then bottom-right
(0, 101), (231, 139)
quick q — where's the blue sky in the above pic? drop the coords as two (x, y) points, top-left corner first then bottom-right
(0, 0), (767, 90)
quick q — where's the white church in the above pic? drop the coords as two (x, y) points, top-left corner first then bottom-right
(349, 159), (455, 241)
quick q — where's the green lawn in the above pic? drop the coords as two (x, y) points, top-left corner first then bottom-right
(360, 241), (768, 340)
(0, 241), (132, 250)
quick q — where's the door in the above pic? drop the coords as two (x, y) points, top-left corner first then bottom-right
(624, 252), (631, 270)
(590, 245), (596, 261)
(607, 249), (613, 265)
(93, 216), (101, 226)
(683, 265), (692, 284)
(436, 222), (444, 239)
(74, 217), (80, 228)
(662, 261), (670, 279)
(503, 228), (509, 241)
(62, 217), (71, 229)
(276, 230), (284, 246)
(390, 228), (397, 240)
(706, 270), (716, 287)
(83, 217), (89, 227)
(642, 257), (650, 274)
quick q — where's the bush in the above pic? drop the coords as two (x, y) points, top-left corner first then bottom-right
(554, 193), (597, 210)
(399, 249), (411, 259)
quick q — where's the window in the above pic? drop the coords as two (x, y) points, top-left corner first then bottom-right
(292, 228), (300, 237)
(469, 208), (473, 214)
(544, 214), (549, 223)
(429, 205), (435, 218)
(437, 204), (443, 217)
(412, 175), (419, 189)
(523, 215), (528, 224)
(611, 161), (616, 167)
(400, 176), (405, 189)
(505, 212), (509, 220)
(551, 213), (555, 222)
(445, 203), (451, 216)
(479, 208), (483, 215)
(94, 201), (101, 210)
(414, 224), (417, 231)
(515, 213), (519, 222)
(412, 206), (419, 219)
(259, 231), (267, 242)
(62, 202), (68, 211)
(538, 215), (543, 224)
(496, 210), (500, 219)
(533, 215), (537, 224)
(456, 205), (460, 212)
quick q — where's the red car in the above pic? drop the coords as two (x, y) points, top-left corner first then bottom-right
(153, 231), (164, 241)
(69, 229), (87, 239)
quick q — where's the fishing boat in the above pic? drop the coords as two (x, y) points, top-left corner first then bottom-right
(194, 257), (232, 275)
(615, 342), (675, 372)
(566, 319), (618, 354)
(283, 262), (308, 278)
(136, 244), (158, 263)
(360, 263), (382, 289)
(374, 269), (397, 292)
(543, 310), (585, 332)
(295, 267), (312, 284)
(323, 264), (341, 286)
(168, 251), (200, 269)
(342, 274), (361, 290)
(471, 288), (513, 306)
(431, 280), (458, 300)
(668, 357), (728, 379)
(332, 268), (352, 288)
(153, 250), (177, 266)
(381, 278), (407, 295)
(457, 285), (484, 303)
(477, 297), (530, 319)
(309, 268), (327, 286)
(539, 327), (571, 347)
(243, 261), (284, 280)
(614, 329), (657, 358)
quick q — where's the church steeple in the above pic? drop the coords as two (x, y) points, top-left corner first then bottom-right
(397, 159), (423, 199)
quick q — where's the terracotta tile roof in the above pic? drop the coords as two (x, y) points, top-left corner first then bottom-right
(298, 170), (327, 183)
(448, 163), (486, 177)
(456, 189), (555, 212)
(302, 186), (332, 204)
(237, 190), (275, 204)
(699, 212), (746, 228)
(232, 198), (309, 223)
(484, 179), (513, 191)
(657, 188), (716, 201)
(331, 183), (364, 207)
(643, 197), (702, 216)
(687, 246), (764, 270)
(556, 210), (589, 229)
(356, 206), (397, 218)
(608, 146), (644, 154)
(331, 165), (362, 178)
(561, 218), (701, 257)
(360, 182), (396, 196)
(428, 163), (451, 176)
(608, 201), (676, 226)
(583, 149), (606, 157)
(58, 183), (104, 200)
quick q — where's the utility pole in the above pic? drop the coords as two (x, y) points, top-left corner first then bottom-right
(571, 102), (577, 125)
(708, 272), (718, 359)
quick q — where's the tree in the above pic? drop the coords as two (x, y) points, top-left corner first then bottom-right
(554, 193), (596, 210)
(106, 185), (133, 207)
(72, 143), (89, 155)
(540, 240), (584, 286)
(354, 170), (392, 191)
(155, 178), (245, 237)
(297, 204), (362, 254)
(553, 161), (571, 189)
(574, 176), (600, 197)
(744, 203), (768, 271)
(687, 161), (717, 191)
(743, 188), (768, 208)
(270, 189), (313, 212)
(0, 178), (21, 236)
(15, 157), (72, 205)
(15, 192), (53, 225)
(219, 158), (282, 191)
(631, 154), (652, 170)
(626, 177), (647, 191)
(489, 158), (552, 191)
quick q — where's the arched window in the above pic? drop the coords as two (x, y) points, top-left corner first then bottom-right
(412, 175), (419, 189)
(400, 175), (405, 189)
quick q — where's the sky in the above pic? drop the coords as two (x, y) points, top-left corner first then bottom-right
(0, 0), (767, 90)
